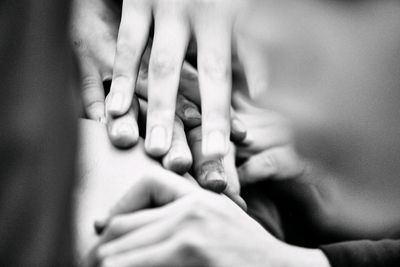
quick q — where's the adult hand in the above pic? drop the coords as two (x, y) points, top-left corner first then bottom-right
(70, 0), (119, 122)
(106, 0), (247, 158)
(187, 125), (246, 210)
(133, 96), (245, 204)
(90, 171), (330, 267)
(70, 0), (247, 153)
(233, 93), (306, 185)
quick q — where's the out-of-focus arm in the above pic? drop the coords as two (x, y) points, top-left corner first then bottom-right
(0, 1), (78, 266)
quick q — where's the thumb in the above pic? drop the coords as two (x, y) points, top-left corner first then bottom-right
(81, 66), (106, 122)
(95, 172), (197, 233)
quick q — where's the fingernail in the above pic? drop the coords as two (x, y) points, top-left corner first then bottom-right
(205, 131), (227, 157)
(108, 92), (124, 113)
(204, 171), (227, 193)
(232, 119), (246, 134)
(184, 107), (201, 121)
(167, 157), (190, 174)
(149, 126), (167, 155)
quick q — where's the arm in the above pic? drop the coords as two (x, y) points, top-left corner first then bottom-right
(0, 1), (77, 265)
(321, 240), (400, 267)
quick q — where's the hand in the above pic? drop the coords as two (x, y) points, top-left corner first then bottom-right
(187, 125), (246, 210)
(233, 92), (306, 185)
(90, 172), (330, 267)
(114, 94), (245, 205)
(106, 0), (247, 158)
(70, 0), (119, 122)
(70, 0), (247, 153)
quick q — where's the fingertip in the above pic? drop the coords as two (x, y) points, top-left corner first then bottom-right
(202, 130), (229, 159)
(145, 126), (171, 157)
(203, 171), (227, 193)
(182, 106), (202, 128)
(164, 155), (192, 175)
(231, 119), (247, 143)
(109, 122), (139, 148)
(106, 92), (130, 116)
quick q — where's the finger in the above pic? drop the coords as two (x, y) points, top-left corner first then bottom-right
(97, 215), (179, 260)
(145, 10), (190, 157)
(106, 95), (140, 148)
(106, 1), (151, 116)
(222, 143), (240, 195)
(136, 60), (200, 104)
(94, 172), (197, 230)
(221, 143), (247, 210)
(175, 94), (201, 129)
(178, 64), (246, 139)
(223, 185), (247, 211)
(97, 240), (175, 267)
(236, 35), (269, 99)
(230, 108), (247, 143)
(188, 126), (227, 193)
(178, 61), (201, 104)
(98, 206), (168, 240)
(196, 23), (232, 158)
(237, 146), (305, 185)
(162, 116), (193, 174)
(81, 64), (106, 122)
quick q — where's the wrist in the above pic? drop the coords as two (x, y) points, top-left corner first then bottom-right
(288, 246), (331, 267)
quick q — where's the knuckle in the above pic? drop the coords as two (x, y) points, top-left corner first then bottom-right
(148, 107), (175, 122)
(85, 100), (104, 115)
(199, 55), (229, 80)
(81, 76), (100, 92)
(115, 42), (141, 65)
(150, 53), (179, 77)
(174, 232), (209, 264)
(116, 42), (134, 58)
(112, 73), (133, 87)
(184, 194), (210, 218)
(203, 112), (229, 125)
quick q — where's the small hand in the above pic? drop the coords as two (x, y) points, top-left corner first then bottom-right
(70, 0), (120, 122)
(90, 171), (330, 267)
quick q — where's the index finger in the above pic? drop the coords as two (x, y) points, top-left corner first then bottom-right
(95, 172), (197, 231)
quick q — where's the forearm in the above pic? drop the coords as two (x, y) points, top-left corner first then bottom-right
(320, 239), (400, 267)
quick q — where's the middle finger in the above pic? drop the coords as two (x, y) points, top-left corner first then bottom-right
(145, 6), (190, 157)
